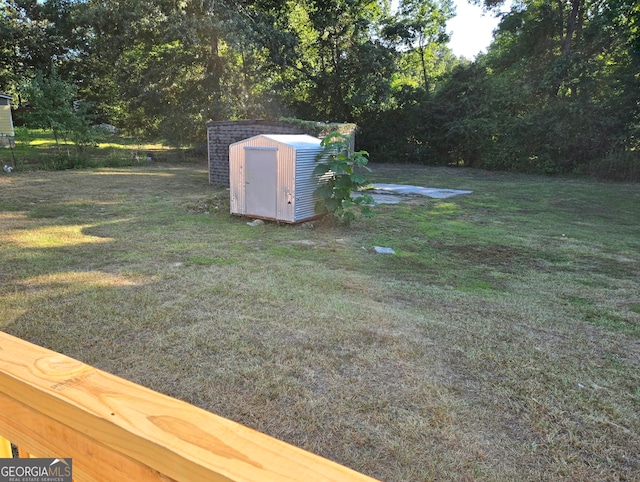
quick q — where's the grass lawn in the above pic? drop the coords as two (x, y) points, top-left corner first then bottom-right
(1, 129), (200, 170)
(1, 161), (639, 481)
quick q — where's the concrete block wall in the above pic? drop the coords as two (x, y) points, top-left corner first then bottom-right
(207, 120), (305, 186)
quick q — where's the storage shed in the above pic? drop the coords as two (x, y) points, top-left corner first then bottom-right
(229, 134), (325, 223)
(0, 93), (15, 147)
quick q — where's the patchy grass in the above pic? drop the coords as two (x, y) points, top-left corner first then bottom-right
(1, 163), (639, 481)
(0, 128), (204, 170)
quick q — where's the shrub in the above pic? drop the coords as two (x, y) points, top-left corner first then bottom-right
(313, 132), (375, 225)
(588, 150), (640, 182)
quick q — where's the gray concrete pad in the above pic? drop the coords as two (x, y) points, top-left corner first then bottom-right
(369, 183), (473, 199)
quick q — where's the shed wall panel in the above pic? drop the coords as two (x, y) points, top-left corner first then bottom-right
(294, 151), (322, 222)
(276, 146), (296, 222)
(0, 105), (14, 137)
(229, 143), (245, 214)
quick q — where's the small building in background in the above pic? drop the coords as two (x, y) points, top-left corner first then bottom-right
(229, 134), (326, 224)
(0, 93), (15, 147)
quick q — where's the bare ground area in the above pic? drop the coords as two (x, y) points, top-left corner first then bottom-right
(1, 163), (639, 481)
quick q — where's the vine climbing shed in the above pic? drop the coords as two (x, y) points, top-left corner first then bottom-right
(229, 134), (325, 223)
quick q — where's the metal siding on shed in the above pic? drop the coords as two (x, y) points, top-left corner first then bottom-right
(231, 135), (291, 217)
(294, 150), (322, 222)
(263, 135), (322, 222)
(0, 105), (13, 137)
(277, 144), (295, 222)
(229, 135), (323, 223)
(228, 142), (245, 214)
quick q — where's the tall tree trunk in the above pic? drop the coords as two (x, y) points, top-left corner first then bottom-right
(558, 0), (584, 97)
(557, 0), (564, 40)
(562, 0), (581, 56)
(208, 31), (224, 119)
(419, 45), (429, 93)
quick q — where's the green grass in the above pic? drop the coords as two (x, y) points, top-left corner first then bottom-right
(1, 163), (639, 481)
(0, 128), (204, 170)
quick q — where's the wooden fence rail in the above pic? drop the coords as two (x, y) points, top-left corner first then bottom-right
(0, 331), (378, 481)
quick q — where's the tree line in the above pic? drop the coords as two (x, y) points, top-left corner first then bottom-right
(1, 0), (638, 179)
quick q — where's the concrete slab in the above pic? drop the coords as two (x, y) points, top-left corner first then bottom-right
(369, 183), (473, 199)
(366, 193), (403, 204)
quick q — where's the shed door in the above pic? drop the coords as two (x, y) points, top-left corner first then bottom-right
(245, 148), (278, 218)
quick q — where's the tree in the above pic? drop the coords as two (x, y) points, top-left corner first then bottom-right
(409, 0), (640, 177)
(1, 1), (51, 93)
(247, 0), (398, 122)
(314, 132), (374, 225)
(22, 70), (96, 151)
(382, 0), (454, 92)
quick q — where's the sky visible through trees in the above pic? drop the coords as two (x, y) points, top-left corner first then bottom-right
(446, 0), (503, 57)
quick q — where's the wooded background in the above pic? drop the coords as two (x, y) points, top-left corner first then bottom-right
(1, 0), (638, 179)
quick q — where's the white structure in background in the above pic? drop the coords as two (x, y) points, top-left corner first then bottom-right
(229, 134), (326, 223)
(0, 93), (15, 147)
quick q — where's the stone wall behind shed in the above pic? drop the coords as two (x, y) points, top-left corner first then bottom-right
(207, 119), (356, 186)
(207, 120), (305, 186)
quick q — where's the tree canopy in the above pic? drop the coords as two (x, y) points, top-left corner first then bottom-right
(1, 0), (638, 179)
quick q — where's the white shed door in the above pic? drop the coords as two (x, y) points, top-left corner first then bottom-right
(245, 148), (277, 218)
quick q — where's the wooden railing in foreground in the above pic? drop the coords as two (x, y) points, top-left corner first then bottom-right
(0, 332), (378, 481)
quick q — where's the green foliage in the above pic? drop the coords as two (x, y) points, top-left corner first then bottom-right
(432, 0), (640, 177)
(588, 150), (640, 183)
(382, 0), (455, 92)
(3, 0), (639, 181)
(278, 117), (357, 139)
(40, 154), (91, 171)
(2, 0), (451, 162)
(7, 128), (159, 172)
(254, 0), (400, 122)
(13, 127), (36, 146)
(360, 0), (640, 181)
(21, 71), (98, 152)
(22, 72), (78, 141)
(0, 0), (69, 89)
(313, 132), (374, 225)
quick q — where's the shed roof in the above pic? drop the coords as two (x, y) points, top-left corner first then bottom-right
(260, 134), (322, 150)
(0, 93), (12, 100)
